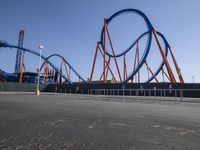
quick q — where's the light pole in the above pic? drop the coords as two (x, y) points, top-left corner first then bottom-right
(192, 76), (194, 84)
(35, 45), (43, 96)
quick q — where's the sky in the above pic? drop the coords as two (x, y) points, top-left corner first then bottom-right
(0, 0), (200, 83)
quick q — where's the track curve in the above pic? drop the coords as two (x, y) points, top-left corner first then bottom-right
(99, 9), (170, 83)
(0, 42), (86, 83)
(40, 53), (85, 82)
(100, 8), (153, 58)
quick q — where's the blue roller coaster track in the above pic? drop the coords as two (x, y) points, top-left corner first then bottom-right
(100, 8), (170, 83)
(0, 8), (175, 84)
(0, 41), (86, 83)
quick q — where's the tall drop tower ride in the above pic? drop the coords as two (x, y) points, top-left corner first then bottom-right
(14, 30), (25, 73)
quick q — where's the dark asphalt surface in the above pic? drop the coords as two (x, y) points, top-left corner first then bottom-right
(0, 93), (200, 150)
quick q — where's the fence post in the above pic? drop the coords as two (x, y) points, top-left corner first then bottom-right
(175, 89), (177, 103)
(153, 87), (156, 101)
(180, 89), (183, 103)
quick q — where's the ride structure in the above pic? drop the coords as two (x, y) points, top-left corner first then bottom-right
(0, 8), (184, 85)
(0, 41), (85, 83)
(14, 30), (25, 74)
(90, 9), (184, 84)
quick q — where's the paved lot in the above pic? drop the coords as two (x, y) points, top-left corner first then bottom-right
(0, 93), (200, 150)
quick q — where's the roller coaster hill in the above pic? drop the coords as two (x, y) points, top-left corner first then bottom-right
(1, 8), (200, 97)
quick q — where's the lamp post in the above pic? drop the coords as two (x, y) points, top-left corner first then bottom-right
(192, 76), (194, 84)
(35, 45), (43, 96)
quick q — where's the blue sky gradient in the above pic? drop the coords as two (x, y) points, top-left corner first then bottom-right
(0, 0), (200, 83)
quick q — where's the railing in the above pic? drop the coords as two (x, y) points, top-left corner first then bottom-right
(54, 87), (200, 102)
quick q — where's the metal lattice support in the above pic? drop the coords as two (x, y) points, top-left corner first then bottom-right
(14, 30), (25, 73)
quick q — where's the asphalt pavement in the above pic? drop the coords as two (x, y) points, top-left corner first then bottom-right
(0, 93), (200, 150)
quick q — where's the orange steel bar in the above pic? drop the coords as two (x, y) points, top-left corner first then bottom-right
(19, 50), (25, 83)
(105, 22), (122, 82)
(90, 42), (100, 82)
(99, 58), (114, 82)
(107, 64), (117, 82)
(103, 18), (107, 82)
(125, 59), (128, 80)
(124, 55), (128, 80)
(19, 70), (23, 83)
(132, 44), (138, 83)
(137, 42), (140, 83)
(132, 42), (140, 83)
(163, 69), (171, 82)
(99, 47), (117, 82)
(123, 55), (126, 80)
(92, 42), (117, 82)
(99, 70), (104, 81)
(168, 45), (184, 83)
(19, 52), (23, 83)
(145, 62), (159, 83)
(105, 57), (111, 80)
(152, 29), (176, 84)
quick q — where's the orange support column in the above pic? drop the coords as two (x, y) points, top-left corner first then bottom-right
(103, 18), (107, 83)
(99, 47), (117, 82)
(162, 68), (172, 82)
(105, 57), (111, 80)
(152, 29), (176, 84)
(90, 42), (100, 83)
(123, 54), (127, 81)
(145, 62), (159, 83)
(132, 43), (138, 83)
(136, 42), (140, 83)
(19, 50), (25, 83)
(105, 21), (122, 82)
(168, 45), (184, 83)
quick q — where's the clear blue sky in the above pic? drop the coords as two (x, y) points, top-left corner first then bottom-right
(0, 0), (200, 83)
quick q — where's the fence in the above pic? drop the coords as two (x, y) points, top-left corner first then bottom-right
(54, 88), (200, 103)
(0, 82), (46, 92)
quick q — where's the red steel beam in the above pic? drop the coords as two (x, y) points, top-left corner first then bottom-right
(99, 46), (117, 82)
(90, 42), (100, 83)
(19, 51), (26, 83)
(168, 45), (184, 83)
(105, 57), (111, 80)
(103, 18), (107, 82)
(132, 44), (138, 83)
(137, 42), (140, 83)
(124, 55), (128, 80)
(162, 68), (172, 82)
(145, 62), (159, 83)
(152, 29), (176, 84)
(105, 22), (122, 82)
(123, 54), (126, 80)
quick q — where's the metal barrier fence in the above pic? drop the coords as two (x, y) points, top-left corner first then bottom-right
(0, 82), (46, 92)
(88, 89), (185, 102)
(54, 87), (200, 103)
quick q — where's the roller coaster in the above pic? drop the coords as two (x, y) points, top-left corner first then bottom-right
(0, 8), (184, 84)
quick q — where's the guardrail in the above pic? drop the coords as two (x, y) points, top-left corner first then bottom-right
(54, 87), (200, 103)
